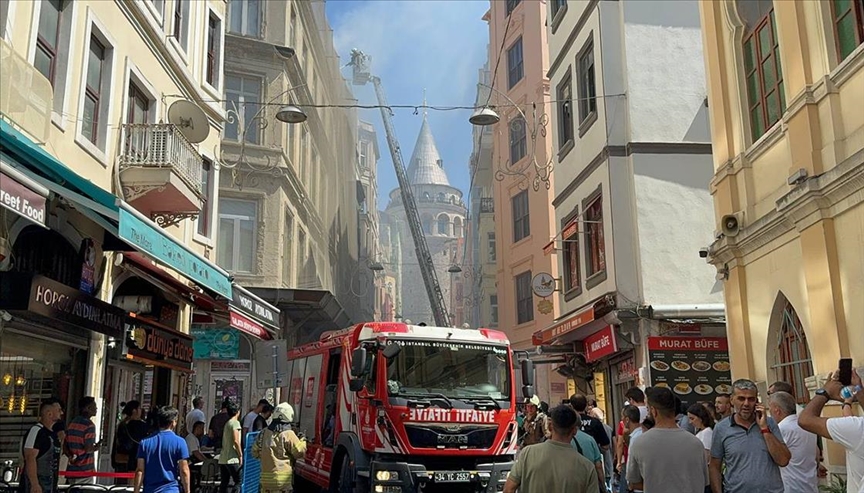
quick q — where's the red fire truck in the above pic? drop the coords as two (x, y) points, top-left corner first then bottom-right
(283, 322), (533, 493)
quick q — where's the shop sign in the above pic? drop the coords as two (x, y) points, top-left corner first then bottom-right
(118, 206), (232, 298)
(126, 319), (194, 371)
(531, 272), (556, 298)
(79, 238), (96, 295)
(617, 358), (637, 382)
(0, 170), (47, 226)
(191, 327), (240, 359)
(543, 240), (555, 256)
(562, 220), (578, 239)
(647, 336), (732, 410)
(584, 326), (618, 362)
(211, 361), (251, 372)
(231, 285), (280, 329)
(550, 382), (566, 393)
(533, 306), (595, 345)
(229, 310), (272, 340)
(12, 274), (125, 339)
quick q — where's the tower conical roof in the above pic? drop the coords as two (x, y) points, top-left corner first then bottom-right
(405, 116), (451, 186)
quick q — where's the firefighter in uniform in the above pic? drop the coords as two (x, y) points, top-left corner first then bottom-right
(520, 395), (551, 448)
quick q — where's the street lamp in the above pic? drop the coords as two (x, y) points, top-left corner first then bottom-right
(275, 104), (307, 124)
(468, 106), (501, 126)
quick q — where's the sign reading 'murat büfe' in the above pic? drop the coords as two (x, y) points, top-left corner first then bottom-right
(647, 337), (732, 409)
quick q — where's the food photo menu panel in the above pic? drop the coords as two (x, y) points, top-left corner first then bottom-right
(647, 337), (733, 409)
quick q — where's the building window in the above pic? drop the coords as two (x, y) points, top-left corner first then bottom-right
(557, 74), (574, 149)
(551, 0), (567, 19)
(438, 215), (450, 236)
(487, 232), (496, 262)
(738, 1), (785, 141)
(217, 198), (257, 273)
(149, 0), (165, 17)
(127, 83), (150, 124)
(206, 12), (222, 87)
(506, 0), (521, 15)
(832, 0), (864, 61)
(82, 36), (106, 146)
(359, 142), (368, 169)
(283, 210), (294, 284)
(577, 40), (597, 124)
(197, 159), (213, 237)
(585, 194), (605, 277)
(172, 0), (189, 50)
(563, 217), (580, 293)
(228, 0), (261, 37)
(296, 228), (307, 281)
(512, 190), (530, 242)
(515, 271), (533, 325)
(453, 217), (463, 238)
(507, 37), (524, 89)
(773, 301), (813, 405)
(489, 294), (498, 326)
(224, 74), (261, 144)
(34, 0), (64, 86)
(509, 117), (527, 164)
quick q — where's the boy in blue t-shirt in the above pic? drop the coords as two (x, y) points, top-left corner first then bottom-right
(133, 407), (190, 493)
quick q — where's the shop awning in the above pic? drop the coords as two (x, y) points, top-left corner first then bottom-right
(249, 287), (351, 344)
(533, 295), (618, 345)
(0, 122), (232, 299)
(119, 252), (222, 312)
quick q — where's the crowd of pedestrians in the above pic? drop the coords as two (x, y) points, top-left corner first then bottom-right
(14, 397), (307, 493)
(510, 361), (864, 493)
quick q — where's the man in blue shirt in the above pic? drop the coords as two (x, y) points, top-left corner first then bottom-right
(133, 406), (190, 493)
(571, 413), (607, 493)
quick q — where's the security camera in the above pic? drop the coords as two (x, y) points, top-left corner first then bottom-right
(699, 247), (710, 259)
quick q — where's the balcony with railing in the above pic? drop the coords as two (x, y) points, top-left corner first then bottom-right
(480, 197), (494, 213)
(118, 123), (204, 227)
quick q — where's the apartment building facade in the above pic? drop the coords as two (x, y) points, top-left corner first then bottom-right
(0, 0), (280, 464)
(701, 0), (863, 412)
(542, 0), (723, 418)
(216, 0), (365, 359)
(486, 0), (565, 403)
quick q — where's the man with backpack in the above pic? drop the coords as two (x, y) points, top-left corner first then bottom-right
(572, 413), (608, 493)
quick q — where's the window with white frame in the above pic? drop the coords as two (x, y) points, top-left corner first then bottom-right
(206, 11), (222, 88)
(217, 198), (257, 272)
(577, 39), (597, 124)
(126, 83), (151, 124)
(0, 2), (9, 37)
(489, 294), (498, 326)
(296, 227), (307, 280)
(507, 37), (524, 89)
(562, 214), (580, 294)
(197, 158), (214, 238)
(149, 0), (164, 18)
(282, 209), (294, 284)
(172, 0), (190, 50)
(515, 271), (533, 324)
(487, 232), (496, 262)
(33, 0), (74, 115)
(512, 190), (530, 242)
(79, 28), (114, 151)
(228, 0), (261, 37)
(224, 74), (261, 144)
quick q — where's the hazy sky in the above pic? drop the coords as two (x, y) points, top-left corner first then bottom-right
(325, 0), (490, 208)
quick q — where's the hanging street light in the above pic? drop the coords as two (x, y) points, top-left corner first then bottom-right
(275, 104), (308, 124)
(468, 106), (501, 126)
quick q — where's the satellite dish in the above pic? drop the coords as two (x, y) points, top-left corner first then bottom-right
(167, 100), (209, 143)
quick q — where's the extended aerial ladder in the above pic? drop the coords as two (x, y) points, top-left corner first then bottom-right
(348, 49), (452, 328)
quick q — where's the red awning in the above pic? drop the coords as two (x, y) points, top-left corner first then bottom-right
(121, 252), (221, 312)
(532, 306), (596, 345)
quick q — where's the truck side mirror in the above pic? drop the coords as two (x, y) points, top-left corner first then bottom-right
(351, 347), (367, 377)
(382, 343), (401, 359)
(349, 378), (365, 392)
(521, 359), (535, 399)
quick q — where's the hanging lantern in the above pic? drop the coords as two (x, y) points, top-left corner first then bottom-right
(7, 395), (14, 412)
(2, 374), (11, 386)
(19, 395), (26, 414)
(15, 375), (26, 386)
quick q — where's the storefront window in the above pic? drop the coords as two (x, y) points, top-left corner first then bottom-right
(0, 330), (88, 460)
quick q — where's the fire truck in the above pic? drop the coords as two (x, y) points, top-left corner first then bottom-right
(284, 322), (534, 493)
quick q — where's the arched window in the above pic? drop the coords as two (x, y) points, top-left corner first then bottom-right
(437, 193), (446, 202)
(772, 299), (813, 405)
(737, 0), (785, 141)
(438, 215), (450, 236)
(453, 217), (463, 238)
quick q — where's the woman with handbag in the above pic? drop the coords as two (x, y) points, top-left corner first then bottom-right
(112, 401), (149, 481)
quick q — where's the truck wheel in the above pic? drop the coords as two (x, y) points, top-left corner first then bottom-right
(293, 474), (321, 493)
(335, 456), (368, 493)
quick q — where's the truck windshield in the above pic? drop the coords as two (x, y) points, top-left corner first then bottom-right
(385, 340), (510, 400)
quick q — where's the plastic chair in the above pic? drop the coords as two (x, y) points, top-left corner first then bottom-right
(197, 459), (221, 493)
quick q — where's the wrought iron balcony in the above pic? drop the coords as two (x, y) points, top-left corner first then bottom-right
(480, 197), (494, 213)
(118, 123), (204, 227)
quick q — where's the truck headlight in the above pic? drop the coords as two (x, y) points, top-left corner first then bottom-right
(375, 470), (399, 481)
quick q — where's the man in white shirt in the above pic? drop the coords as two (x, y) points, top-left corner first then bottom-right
(799, 367), (864, 493)
(241, 399), (270, 446)
(185, 421), (207, 463)
(768, 391), (818, 493)
(185, 397), (206, 436)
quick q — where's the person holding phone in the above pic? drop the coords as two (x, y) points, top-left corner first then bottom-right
(709, 379), (791, 493)
(799, 364), (864, 493)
